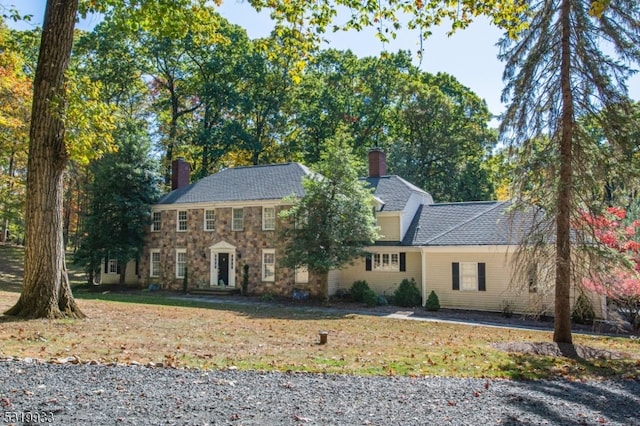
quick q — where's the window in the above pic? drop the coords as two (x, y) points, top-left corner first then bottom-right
(262, 249), (275, 282)
(263, 207), (276, 230)
(176, 249), (187, 278)
(373, 252), (400, 271)
(232, 208), (244, 231)
(107, 259), (118, 274)
(150, 250), (161, 277)
(366, 252), (406, 272)
(295, 267), (309, 284)
(151, 212), (161, 232)
(460, 262), (478, 291)
(452, 262), (486, 291)
(177, 211), (187, 232)
(204, 210), (215, 231)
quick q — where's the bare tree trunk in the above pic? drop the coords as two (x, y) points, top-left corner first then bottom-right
(5, 0), (85, 319)
(119, 261), (128, 286)
(553, 0), (574, 344)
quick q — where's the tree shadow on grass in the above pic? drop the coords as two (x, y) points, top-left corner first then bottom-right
(73, 289), (352, 321)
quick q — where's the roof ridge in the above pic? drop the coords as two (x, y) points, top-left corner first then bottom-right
(223, 162), (299, 171)
(424, 200), (508, 244)
(428, 200), (500, 207)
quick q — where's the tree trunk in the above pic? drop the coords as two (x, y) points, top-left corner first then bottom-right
(119, 261), (127, 286)
(553, 0), (574, 344)
(319, 271), (329, 303)
(5, 0), (85, 319)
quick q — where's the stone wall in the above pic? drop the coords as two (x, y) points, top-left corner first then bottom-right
(139, 205), (321, 297)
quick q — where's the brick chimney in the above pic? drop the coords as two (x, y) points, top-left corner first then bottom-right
(368, 148), (387, 178)
(171, 158), (190, 190)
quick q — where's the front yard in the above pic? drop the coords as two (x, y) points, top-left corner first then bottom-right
(1, 243), (639, 380)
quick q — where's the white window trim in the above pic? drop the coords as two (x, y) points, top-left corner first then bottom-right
(150, 249), (161, 278)
(262, 206), (276, 231)
(295, 266), (309, 284)
(176, 249), (187, 279)
(177, 210), (187, 232)
(151, 211), (161, 232)
(232, 207), (244, 231)
(204, 209), (215, 231)
(262, 249), (275, 282)
(372, 252), (400, 272)
(460, 261), (478, 291)
(107, 259), (118, 274)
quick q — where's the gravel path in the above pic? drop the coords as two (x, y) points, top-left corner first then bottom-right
(1, 359), (638, 425)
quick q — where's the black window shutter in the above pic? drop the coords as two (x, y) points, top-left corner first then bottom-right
(135, 259), (139, 276)
(365, 254), (372, 271)
(399, 252), (406, 272)
(116, 261), (121, 275)
(452, 262), (459, 290)
(478, 263), (486, 291)
(104, 257), (108, 274)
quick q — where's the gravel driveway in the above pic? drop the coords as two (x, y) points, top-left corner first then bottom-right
(1, 358), (638, 425)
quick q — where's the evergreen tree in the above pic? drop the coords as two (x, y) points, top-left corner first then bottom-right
(279, 128), (379, 300)
(76, 121), (160, 286)
(499, 0), (640, 343)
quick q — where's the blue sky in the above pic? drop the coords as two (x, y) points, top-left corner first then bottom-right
(4, 0), (639, 121)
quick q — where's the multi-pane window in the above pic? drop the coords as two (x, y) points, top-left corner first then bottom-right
(107, 259), (118, 274)
(373, 252), (399, 271)
(151, 212), (161, 232)
(204, 210), (215, 231)
(176, 249), (187, 278)
(262, 249), (275, 282)
(232, 208), (244, 231)
(263, 207), (276, 231)
(460, 262), (478, 291)
(150, 250), (161, 277)
(177, 210), (187, 232)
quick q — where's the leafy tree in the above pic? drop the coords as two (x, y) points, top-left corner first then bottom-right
(9, 0), (525, 319)
(0, 20), (31, 243)
(76, 120), (160, 286)
(279, 129), (379, 300)
(499, 0), (640, 343)
(390, 72), (497, 202)
(293, 50), (413, 165)
(580, 207), (640, 331)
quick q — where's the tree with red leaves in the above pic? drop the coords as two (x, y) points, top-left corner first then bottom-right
(580, 207), (640, 331)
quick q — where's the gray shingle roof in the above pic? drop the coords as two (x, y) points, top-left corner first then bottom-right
(402, 200), (528, 246)
(156, 162), (311, 205)
(362, 176), (433, 212)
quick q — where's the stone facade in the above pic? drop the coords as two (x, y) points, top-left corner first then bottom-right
(139, 204), (321, 297)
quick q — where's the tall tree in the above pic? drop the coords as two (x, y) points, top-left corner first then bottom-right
(0, 20), (31, 243)
(9, 0), (525, 319)
(5, 0), (84, 318)
(390, 72), (496, 202)
(499, 0), (640, 343)
(279, 128), (379, 300)
(76, 120), (159, 286)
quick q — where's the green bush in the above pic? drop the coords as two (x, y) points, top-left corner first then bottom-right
(424, 290), (440, 311)
(363, 288), (378, 306)
(393, 278), (421, 307)
(350, 280), (371, 303)
(377, 294), (389, 306)
(572, 293), (595, 324)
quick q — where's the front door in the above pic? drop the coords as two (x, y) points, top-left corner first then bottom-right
(218, 253), (229, 286)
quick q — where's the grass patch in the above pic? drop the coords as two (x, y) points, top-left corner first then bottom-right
(0, 244), (25, 291)
(0, 290), (638, 380)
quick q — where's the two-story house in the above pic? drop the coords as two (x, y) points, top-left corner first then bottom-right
(101, 150), (602, 317)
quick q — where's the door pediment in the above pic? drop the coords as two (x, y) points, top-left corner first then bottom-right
(209, 241), (236, 251)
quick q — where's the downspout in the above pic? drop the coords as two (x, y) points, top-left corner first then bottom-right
(421, 247), (427, 306)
